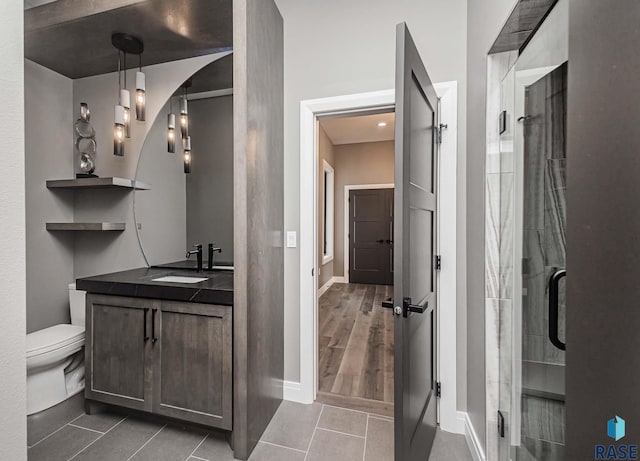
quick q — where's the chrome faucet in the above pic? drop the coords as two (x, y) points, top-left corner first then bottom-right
(186, 244), (203, 272)
(208, 243), (222, 270)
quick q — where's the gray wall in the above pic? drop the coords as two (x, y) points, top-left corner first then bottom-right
(466, 0), (518, 449)
(25, 60), (74, 333)
(334, 141), (395, 278)
(0, 0), (27, 457)
(274, 0), (469, 391)
(187, 96), (234, 261)
(566, 0), (640, 455)
(317, 125), (335, 288)
(23, 53), (229, 334)
(72, 54), (228, 280)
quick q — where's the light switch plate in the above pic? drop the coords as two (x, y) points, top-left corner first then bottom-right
(286, 231), (297, 248)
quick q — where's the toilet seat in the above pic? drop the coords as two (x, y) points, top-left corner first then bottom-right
(27, 324), (85, 358)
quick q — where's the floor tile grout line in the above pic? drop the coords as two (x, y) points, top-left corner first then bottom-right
(303, 405), (324, 461)
(29, 412), (85, 449)
(126, 423), (167, 461)
(189, 456), (209, 461)
(362, 414), (370, 461)
(185, 433), (209, 461)
(67, 423), (105, 435)
(314, 427), (366, 440)
(259, 440), (308, 454)
(67, 416), (127, 461)
(368, 414), (394, 422)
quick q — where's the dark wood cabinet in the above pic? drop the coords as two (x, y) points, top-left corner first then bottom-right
(85, 294), (232, 430)
(153, 300), (232, 429)
(85, 295), (153, 412)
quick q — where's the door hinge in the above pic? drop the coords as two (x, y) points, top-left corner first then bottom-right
(436, 123), (448, 144)
(436, 382), (442, 398)
(311, 268), (314, 276)
(434, 255), (442, 271)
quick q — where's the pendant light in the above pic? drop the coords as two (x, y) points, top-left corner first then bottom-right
(114, 105), (125, 156)
(120, 51), (131, 138)
(167, 107), (176, 154)
(111, 33), (145, 156)
(180, 80), (192, 139)
(183, 136), (192, 174)
(136, 54), (146, 121)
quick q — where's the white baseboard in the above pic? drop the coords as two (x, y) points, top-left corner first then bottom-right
(283, 380), (307, 403)
(317, 276), (347, 298)
(461, 412), (486, 461)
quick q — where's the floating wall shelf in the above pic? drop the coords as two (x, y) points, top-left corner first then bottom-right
(46, 222), (126, 232)
(46, 177), (150, 190)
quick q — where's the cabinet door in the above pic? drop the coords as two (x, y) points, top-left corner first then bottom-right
(85, 294), (153, 412)
(152, 300), (232, 429)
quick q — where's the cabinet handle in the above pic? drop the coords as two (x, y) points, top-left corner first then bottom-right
(143, 308), (149, 342)
(151, 308), (158, 344)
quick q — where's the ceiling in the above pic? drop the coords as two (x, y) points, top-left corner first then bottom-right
(25, 0), (233, 79)
(24, 0), (57, 9)
(320, 112), (395, 146)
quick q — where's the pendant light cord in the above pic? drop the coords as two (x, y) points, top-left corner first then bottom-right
(123, 51), (127, 88)
(117, 50), (122, 92)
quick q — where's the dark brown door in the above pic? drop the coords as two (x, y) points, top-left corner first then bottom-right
(85, 294), (152, 412)
(393, 22), (439, 460)
(349, 188), (394, 285)
(152, 300), (233, 430)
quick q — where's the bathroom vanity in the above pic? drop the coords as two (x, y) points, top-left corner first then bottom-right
(77, 269), (233, 430)
(25, 0), (283, 459)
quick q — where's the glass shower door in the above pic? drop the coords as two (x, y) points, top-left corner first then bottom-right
(497, 1), (568, 459)
(514, 61), (567, 461)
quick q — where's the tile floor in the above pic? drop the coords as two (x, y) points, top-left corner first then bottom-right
(28, 395), (472, 460)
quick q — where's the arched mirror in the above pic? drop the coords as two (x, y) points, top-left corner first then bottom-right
(134, 54), (234, 270)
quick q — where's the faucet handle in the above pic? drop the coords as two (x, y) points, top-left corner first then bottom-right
(193, 243), (203, 250)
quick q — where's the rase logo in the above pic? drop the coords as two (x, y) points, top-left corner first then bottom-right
(595, 416), (638, 460)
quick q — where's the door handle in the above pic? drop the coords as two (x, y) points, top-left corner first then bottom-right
(381, 297), (402, 316)
(151, 308), (158, 344)
(386, 240), (393, 244)
(403, 297), (427, 317)
(143, 308), (149, 342)
(548, 269), (566, 351)
(376, 239), (385, 244)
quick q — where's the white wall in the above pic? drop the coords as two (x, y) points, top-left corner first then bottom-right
(0, 1), (27, 458)
(273, 0), (468, 390)
(25, 60), (75, 333)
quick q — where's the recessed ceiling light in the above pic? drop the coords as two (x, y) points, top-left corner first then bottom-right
(377, 122), (387, 127)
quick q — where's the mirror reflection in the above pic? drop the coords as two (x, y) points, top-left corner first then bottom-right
(134, 55), (234, 270)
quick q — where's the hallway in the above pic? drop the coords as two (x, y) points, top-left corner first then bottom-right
(318, 283), (394, 409)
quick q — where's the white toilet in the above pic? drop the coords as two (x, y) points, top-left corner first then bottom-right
(26, 283), (86, 415)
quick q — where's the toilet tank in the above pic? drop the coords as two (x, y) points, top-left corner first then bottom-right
(68, 283), (86, 327)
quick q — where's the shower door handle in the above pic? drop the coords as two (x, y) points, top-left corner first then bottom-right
(549, 269), (566, 351)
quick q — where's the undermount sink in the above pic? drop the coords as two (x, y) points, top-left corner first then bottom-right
(212, 265), (234, 271)
(152, 275), (208, 284)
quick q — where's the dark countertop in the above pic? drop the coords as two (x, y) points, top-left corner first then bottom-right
(76, 267), (233, 306)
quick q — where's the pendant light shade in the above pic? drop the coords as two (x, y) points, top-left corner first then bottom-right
(180, 96), (189, 139)
(183, 136), (192, 174)
(119, 89), (131, 138)
(136, 71), (146, 121)
(114, 105), (125, 157)
(167, 113), (176, 153)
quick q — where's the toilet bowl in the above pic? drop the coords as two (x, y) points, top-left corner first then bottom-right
(26, 283), (86, 415)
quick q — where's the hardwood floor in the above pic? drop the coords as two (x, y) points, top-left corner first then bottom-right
(318, 283), (394, 408)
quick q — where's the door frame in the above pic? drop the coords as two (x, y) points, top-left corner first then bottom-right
(295, 83), (461, 434)
(343, 184), (395, 284)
